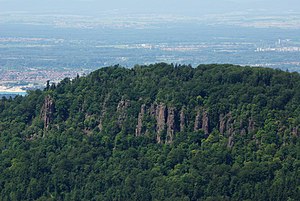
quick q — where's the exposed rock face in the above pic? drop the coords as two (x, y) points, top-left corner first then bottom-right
(219, 112), (234, 148)
(98, 95), (110, 131)
(40, 95), (55, 131)
(134, 103), (226, 144)
(194, 110), (202, 131)
(117, 99), (130, 112)
(166, 107), (176, 144)
(219, 112), (235, 136)
(194, 109), (209, 134)
(202, 110), (209, 135)
(135, 104), (146, 137)
(150, 103), (157, 117)
(156, 104), (167, 144)
(219, 114), (225, 134)
(227, 136), (234, 148)
(116, 99), (130, 127)
(135, 103), (178, 143)
(180, 107), (185, 132)
(226, 113), (233, 136)
(219, 112), (258, 148)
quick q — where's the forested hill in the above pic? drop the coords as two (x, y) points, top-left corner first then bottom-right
(1, 63), (300, 200)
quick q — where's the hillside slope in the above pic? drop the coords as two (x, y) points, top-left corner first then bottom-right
(0, 63), (300, 200)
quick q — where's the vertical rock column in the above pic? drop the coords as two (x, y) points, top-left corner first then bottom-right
(135, 104), (146, 137)
(194, 109), (209, 135)
(98, 94), (110, 132)
(166, 107), (176, 144)
(116, 99), (130, 127)
(156, 104), (166, 144)
(40, 95), (55, 133)
(194, 110), (202, 131)
(202, 110), (209, 135)
(180, 107), (185, 132)
(219, 114), (225, 134)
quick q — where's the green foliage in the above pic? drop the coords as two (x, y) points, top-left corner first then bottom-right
(0, 63), (300, 200)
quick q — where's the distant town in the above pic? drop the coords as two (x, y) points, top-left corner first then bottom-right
(1, 11), (300, 93)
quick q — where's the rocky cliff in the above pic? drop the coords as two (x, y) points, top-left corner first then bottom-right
(135, 104), (146, 137)
(155, 104), (167, 144)
(166, 107), (176, 144)
(40, 95), (55, 132)
(116, 98), (130, 127)
(134, 103), (213, 144)
(194, 109), (209, 135)
(98, 95), (110, 131)
(180, 107), (186, 132)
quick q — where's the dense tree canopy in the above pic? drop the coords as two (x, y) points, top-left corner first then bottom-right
(0, 63), (300, 200)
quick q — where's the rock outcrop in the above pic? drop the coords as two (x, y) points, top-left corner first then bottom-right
(194, 109), (209, 134)
(227, 136), (234, 148)
(219, 112), (258, 148)
(135, 104), (146, 137)
(166, 107), (176, 144)
(117, 99), (130, 112)
(219, 113), (235, 147)
(202, 110), (209, 135)
(40, 95), (55, 131)
(194, 110), (202, 131)
(156, 104), (167, 144)
(98, 95), (110, 131)
(226, 113), (234, 136)
(180, 107), (185, 132)
(135, 103), (181, 144)
(137, 103), (264, 146)
(219, 114), (225, 134)
(116, 98), (130, 127)
(219, 112), (235, 136)
(150, 103), (157, 117)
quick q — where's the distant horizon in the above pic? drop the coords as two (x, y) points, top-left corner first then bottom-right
(1, 0), (300, 16)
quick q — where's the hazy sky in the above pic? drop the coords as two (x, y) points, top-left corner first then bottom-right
(1, 0), (299, 15)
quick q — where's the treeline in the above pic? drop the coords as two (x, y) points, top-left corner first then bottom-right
(0, 63), (300, 200)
